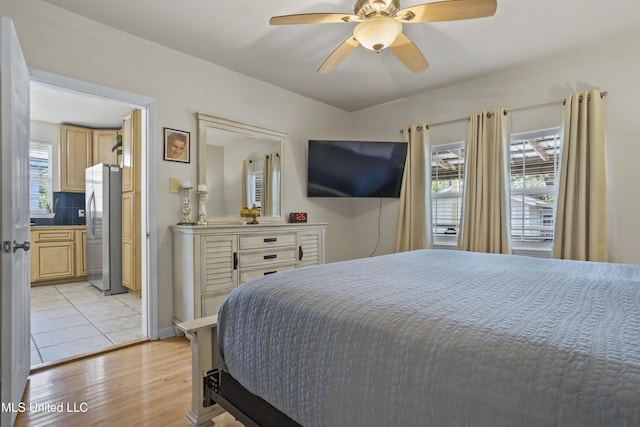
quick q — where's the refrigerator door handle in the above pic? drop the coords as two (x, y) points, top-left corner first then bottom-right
(88, 191), (96, 236)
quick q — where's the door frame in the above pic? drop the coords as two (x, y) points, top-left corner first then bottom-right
(29, 68), (159, 339)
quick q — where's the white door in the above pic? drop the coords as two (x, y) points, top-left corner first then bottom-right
(0, 16), (31, 427)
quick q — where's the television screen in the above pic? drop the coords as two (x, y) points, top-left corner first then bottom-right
(307, 140), (407, 198)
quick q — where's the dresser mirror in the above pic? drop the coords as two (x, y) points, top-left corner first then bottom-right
(197, 113), (286, 222)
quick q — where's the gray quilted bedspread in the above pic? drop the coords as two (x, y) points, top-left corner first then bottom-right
(218, 249), (640, 426)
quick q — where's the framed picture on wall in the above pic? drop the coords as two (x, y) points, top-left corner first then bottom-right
(163, 127), (190, 163)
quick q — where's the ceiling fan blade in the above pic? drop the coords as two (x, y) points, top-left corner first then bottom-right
(389, 33), (429, 73)
(270, 13), (360, 25)
(317, 36), (360, 74)
(396, 0), (497, 23)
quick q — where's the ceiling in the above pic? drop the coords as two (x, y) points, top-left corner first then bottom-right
(37, 0), (640, 114)
(30, 81), (134, 129)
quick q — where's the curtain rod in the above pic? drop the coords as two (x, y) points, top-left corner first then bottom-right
(400, 91), (608, 133)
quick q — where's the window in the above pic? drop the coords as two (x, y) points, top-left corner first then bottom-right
(249, 170), (263, 209)
(29, 140), (53, 214)
(430, 127), (562, 250)
(509, 129), (561, 243)
(431, 143), (465, 241)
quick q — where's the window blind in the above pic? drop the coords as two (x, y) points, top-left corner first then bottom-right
(29, 140), (52, 212)
(431, 145), (464, 237)
(509, 131), (560, 242)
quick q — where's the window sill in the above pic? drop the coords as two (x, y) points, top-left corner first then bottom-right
(30, 212), (55, 219)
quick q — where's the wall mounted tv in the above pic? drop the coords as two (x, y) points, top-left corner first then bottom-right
(307, 140), (407, 198)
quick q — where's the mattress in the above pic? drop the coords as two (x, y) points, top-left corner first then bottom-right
(218, 249), (640, 426)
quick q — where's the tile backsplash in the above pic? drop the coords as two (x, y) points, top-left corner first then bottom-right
(52, 192), (86, 225)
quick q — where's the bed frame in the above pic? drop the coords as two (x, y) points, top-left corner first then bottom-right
(177, 315), (300, 427)
(204, 368), (301, 427)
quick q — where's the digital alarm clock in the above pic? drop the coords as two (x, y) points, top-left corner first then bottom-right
(288, 212), (308, 223)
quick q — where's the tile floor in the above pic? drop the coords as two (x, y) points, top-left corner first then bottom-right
(30, 281), (144, 368)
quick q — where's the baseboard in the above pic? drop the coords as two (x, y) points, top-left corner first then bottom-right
(158, 326), (177, 339)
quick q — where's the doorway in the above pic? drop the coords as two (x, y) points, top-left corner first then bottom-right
(28, 69), (158, 367)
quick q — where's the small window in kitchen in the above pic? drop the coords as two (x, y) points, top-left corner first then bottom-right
(29, 140), (53, 215)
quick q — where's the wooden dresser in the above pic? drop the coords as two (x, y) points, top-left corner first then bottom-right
(171, 222), (327, 323)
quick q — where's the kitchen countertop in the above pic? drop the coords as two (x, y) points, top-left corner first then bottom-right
(30, 225), (86, 230)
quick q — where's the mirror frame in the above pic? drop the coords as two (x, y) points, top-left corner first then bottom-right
(197, 112), (287, 220)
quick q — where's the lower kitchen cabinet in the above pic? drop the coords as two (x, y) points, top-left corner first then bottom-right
(30, 226), (87, 285)
(75, 229), (87, 277)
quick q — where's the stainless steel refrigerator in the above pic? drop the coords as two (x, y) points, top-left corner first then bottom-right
(85, 163), (128, 295)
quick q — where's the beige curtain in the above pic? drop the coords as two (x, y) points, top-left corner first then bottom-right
(395, 124), (433, 252)
(553, 89), (607, 261)
(457, 108), (511, 254)
(262, 153), (280, 217)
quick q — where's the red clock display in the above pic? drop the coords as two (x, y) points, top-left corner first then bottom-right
(289, 212), (308, 223)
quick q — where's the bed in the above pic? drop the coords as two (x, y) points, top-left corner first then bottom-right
(205, 249), (640, 426)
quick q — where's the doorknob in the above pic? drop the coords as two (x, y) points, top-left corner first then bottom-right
(13, 240), (30, 253)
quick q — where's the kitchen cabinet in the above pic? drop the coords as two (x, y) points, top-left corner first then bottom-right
(121, 191), (140, 294)
(59, 124), (92, 192)
(171, 223), (327, 322)
(121, 109), (142, 296)
(75, 229), (87, 277)
(92, 129), (121, 166)
(59, 125), (122, 193)
(30, 226), (86, 285)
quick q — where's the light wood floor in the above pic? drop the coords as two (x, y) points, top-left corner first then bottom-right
(14, 336), (244, 427)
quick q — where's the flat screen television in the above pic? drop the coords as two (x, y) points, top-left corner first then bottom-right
(307, 140), (407, 198)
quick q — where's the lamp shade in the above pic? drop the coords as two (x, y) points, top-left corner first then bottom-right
(353, 16), (402, 52)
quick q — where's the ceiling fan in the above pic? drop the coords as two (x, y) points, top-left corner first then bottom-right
(270, 0), (497, 74)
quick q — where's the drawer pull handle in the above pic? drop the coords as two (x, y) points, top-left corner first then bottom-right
(263, 237), (277, 243)
(233, 252), (238, 270)
(299, 245), (303, 261)
(264, 271), (277, 275)
(264, 254), (277, 260)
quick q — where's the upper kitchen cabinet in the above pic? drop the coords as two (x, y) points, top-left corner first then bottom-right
(92, 129), (121, 166)
(59, 124), (92, 192)
(121, 111), (140, 193)
(121, 109), (142, 295)
(59, 125), (122, 192)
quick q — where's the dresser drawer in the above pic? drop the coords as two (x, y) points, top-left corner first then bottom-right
(239, 247), (298, 268)
(32, 230), (75, 242)
(239, 232), (297, 249)
(240, 262), (297, 283)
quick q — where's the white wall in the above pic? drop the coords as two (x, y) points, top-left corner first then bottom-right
(350, 27), (640, 264)
(2, 0), (353, 333)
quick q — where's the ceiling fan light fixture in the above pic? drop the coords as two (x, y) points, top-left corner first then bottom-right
(353, 16), (402, 52)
